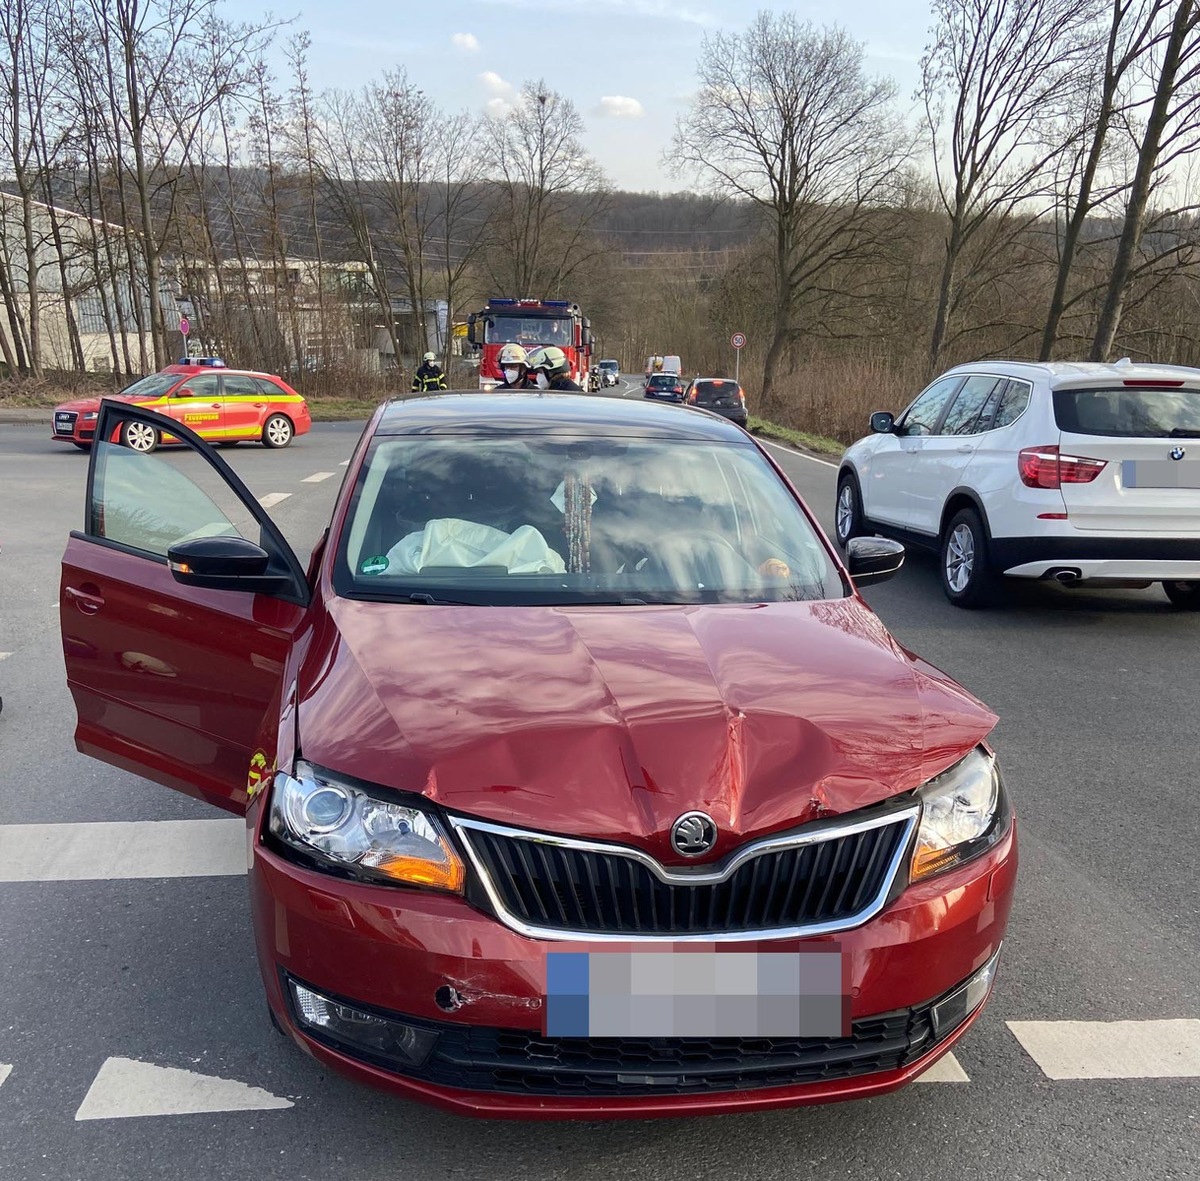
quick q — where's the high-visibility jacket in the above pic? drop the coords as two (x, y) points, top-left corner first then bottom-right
(411, 364), (447, 392)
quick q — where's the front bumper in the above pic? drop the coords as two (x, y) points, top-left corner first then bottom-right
(249, 804), (1016, 1118)
(51, 412), (96, 444)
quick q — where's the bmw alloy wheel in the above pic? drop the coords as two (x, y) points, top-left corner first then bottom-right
(836, 483), (855, 544)
(945, 523), (975, 593)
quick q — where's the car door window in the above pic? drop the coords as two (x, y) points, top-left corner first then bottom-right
(254, 377), (283, 396)
(223, 375), (260, 396)
(992, 379), (1032, 428)
(897, 377), (962, 436)
(174, 373), (221, 399)
(91, 438), (262, 558)
(941, 376), (1002, 435)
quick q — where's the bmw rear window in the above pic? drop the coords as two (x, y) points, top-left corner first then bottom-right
(1053, 386), (1200, 437)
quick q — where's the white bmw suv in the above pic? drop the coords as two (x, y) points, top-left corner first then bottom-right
(835, 360), (1200, 608)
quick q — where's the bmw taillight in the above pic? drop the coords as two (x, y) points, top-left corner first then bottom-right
(1018, 444), (1107, 488)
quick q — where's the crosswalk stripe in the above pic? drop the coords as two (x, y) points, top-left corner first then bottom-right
(0, 819), (245, 882)
(257, 492), (291, 508)
(302, 471), (335, 483)
(75, 1057), (293, 1120)
(1007, 1019), (1200, 1079)
(914, 1052), (969, 1083)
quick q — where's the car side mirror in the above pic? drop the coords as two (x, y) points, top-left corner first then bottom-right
(175, 387), (194, 398)
(846, 536), (905, 587)
(870, 411), (895, 434)
(167, 535), (291, 595)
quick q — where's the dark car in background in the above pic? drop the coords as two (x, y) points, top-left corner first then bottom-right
(643, 372), (685, 403)
(685, 377), (747, 427)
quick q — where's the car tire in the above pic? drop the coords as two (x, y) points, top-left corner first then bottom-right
(940, 507), (999, 608)
(835, 473), (865, 548)
(121, 420), (159, 453)
(262, 414), (293, 449)
(1162, 580), (1200, 609)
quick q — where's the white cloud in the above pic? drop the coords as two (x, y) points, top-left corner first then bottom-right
(451, 32), (480, 53)
(479, 71), (517, 118)
(595, 95), (646, 119)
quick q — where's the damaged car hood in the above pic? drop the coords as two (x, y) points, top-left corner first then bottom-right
(296, 596), (996, 863)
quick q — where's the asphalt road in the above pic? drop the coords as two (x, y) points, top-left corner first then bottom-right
(0, 379), (1197, 1181)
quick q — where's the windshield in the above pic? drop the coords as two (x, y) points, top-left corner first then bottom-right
(335, 435), (843, 606)
(119, 372), (180, 398)
(1054, 385), (1200, 437)
(599, 360), (619, 371)
(485, 316), (574, 347)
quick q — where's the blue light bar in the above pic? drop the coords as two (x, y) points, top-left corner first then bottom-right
(544, 300), (570, 307)
(488, 298), (517, 306)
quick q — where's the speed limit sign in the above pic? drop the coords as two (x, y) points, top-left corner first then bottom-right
(731, 332), (746, 349)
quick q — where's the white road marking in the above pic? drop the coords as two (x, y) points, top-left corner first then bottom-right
(75, 1057), (293, 1120)
(1008, 1019), (1200, 1080)
(257, 492), (292, 508)
(0, 819), (245, 882)
(914, 1052), (969, 1083)
(760, 438), (839, 468)
(339, 459), (350, 466)
(302, 471), (335, 483)
(0, 1063), (11, 1090)
(0, 652), (11, 660)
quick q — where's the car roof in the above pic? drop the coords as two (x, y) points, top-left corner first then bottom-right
(943, 359), (1200, 389)
(161, 364), (279, 379)
(375, 391), (750, 442)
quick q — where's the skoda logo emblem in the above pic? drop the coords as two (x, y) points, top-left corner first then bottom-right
(671, 811), (718, 856)
(1170, 446), (1185, 461)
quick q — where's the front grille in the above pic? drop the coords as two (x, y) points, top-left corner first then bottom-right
(460, 815), (912, 937)
(54, 411), (78, 434)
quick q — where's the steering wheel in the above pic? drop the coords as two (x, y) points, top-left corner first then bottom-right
(634, 529), (760, 590)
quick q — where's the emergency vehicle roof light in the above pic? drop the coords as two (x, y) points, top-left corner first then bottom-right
(544, 300), (570, 307)
(488, 298), (517, 307)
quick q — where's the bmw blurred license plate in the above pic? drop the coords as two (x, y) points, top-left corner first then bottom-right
(544, 949), (847, 1038)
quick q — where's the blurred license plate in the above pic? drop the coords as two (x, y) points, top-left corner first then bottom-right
(1122, 459), (1200, 489)
(544, 950), (847, 1038)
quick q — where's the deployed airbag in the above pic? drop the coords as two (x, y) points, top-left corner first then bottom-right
(386, 518), (566, 575)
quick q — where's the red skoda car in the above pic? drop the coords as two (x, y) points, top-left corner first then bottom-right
(60, 392), (1016, 1119)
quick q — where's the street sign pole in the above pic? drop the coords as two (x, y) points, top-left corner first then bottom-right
(731, 332), (746, 383)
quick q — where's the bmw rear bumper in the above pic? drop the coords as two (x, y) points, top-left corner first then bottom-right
(992, 536), (1200, 579)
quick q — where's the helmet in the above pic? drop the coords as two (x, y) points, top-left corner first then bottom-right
(423, 351), (437, 363)
(526, 345), (570, 378)
(498, 343), (528, 366)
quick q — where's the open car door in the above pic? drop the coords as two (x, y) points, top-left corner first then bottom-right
(60, 400), (312, 814)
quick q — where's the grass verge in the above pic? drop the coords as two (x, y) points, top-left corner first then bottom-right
(748, 416), (844, 457)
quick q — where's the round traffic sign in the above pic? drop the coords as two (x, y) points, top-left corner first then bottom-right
(731, 332), (746, 349)
(179, 316), (190, 336)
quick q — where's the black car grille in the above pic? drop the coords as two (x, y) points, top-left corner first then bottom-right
(54, 411), (78, 434)
(462, 817), (911, 936)
(420, 1005), (934, 1096)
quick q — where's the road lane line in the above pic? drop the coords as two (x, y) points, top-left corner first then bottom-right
(257, 492), (292, 508)
(1008, 1019), (1200, 1079)
(914, 1052), (969, 1083)
(0, 819), (245, 881)
(760, 438), (838, 468)
(0, 1063), (11, 1090)
(302, 471), (335, 483)
(339, 459), (350, 466)
(0, 652), (11, 661)
(75, 1058), (293, 1120)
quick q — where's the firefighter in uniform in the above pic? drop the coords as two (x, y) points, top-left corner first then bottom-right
(411, 351), (448, 392)
(526, 346), (583, 392)
(496, 342), (533, 389)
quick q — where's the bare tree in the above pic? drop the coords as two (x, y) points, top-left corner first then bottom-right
(1091, 0), (1200, 359)
(485, 80), (610, 297)
(672, 12), (909, 411)
(920, 0), (1099, 373)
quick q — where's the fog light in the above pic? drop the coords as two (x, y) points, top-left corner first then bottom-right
(930, 946), (1001, 1038)
(288, 978), (438, 1066)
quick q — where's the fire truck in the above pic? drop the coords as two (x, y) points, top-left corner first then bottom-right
(467, 298), (593, 388)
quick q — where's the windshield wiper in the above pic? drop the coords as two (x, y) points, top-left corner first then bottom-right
(407, 592), (479, 605)
(1169, 428), (1200, 438)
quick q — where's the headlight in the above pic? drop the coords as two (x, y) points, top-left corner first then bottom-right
(83, 411), (98, 420)
(910, 748), (1007, 882)
(268, 761), (465, 893)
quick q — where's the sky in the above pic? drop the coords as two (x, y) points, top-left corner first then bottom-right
(282, 0), (933, 193)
